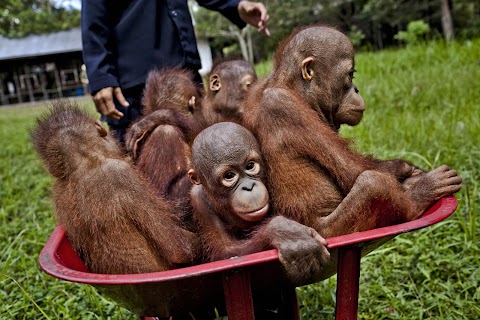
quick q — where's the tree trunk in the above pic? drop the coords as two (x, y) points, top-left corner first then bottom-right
(222, 26), (253, 63)
(247, 26), (254, 65)
(229, 26), (249, 63)
(245, 27), (254, 64)
(440, 0), (454, 41)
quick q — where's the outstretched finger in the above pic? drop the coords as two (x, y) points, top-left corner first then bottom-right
(445, 175), (463, 185)
(443, 169), (459, 178)
(257, 11), (270, 35)
(259, 26), (271, 37)
(113, 87), (130, 108)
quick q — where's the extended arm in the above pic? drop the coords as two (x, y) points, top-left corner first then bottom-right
(81, 0), (117, 92)
(197, 0), (270, 35)
(191, 185), (330, 285)
(81, 1), (128, 119)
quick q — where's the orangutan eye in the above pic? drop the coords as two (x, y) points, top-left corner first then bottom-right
(224, 171), (236, 180)
(349, 69), (356, 79)
(245, 161), (260, 175)
(242, 75), (255, 91)
(222, 171), (238, 187)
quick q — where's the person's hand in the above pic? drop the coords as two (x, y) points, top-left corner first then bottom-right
(92, 87), (130, 121)
(238, 1), (270, 36)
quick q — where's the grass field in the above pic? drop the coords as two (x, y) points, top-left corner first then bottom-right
(1, 38), (479, 319)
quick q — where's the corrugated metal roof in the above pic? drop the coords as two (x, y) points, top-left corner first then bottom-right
(0, 28), (82, 60)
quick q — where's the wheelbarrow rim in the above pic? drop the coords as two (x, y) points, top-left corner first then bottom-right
(38, 196), (457, 285)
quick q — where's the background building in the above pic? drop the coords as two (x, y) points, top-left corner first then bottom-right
(0, 28), (86, 106)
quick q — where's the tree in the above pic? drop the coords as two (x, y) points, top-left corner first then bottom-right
(440, 0), (454, 41)
(0, 0), (80, 38)
(451, 0), (480, 38)
(192, 0), (479, 61)
(394, 20), (431, 45)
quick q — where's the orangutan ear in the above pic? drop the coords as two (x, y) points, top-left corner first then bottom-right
(209, 74), (221, 92)
(301, 57), (315, 81)
(188, 168), (202, 185)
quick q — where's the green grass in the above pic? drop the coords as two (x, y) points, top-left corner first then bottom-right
(1, 39), (479, 319)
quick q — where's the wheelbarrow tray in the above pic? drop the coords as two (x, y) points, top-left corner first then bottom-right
(39, 196), (458, 317)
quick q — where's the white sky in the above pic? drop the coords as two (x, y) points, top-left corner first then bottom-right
(53, 0), (81, 10)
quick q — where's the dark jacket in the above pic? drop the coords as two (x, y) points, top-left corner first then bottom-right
(81, 0), (245, 93)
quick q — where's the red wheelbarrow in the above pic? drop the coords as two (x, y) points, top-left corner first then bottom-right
(39, 196), (458, 320)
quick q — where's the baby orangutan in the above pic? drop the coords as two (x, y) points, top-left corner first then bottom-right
(188, 122), (330, 285)
(243, 25), (462, 238)
(126, 68), (201, 218)
(31, 101), (198, 274)
(201, 58), (257, 125)
(125, 58), (258, 155)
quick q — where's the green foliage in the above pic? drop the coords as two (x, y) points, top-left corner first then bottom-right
(253, 0), (319, 57)
(0, 0), (80, 38)
(1, 39), (480, 318)
(194, 0), (479, 55)
(348, 25), (366, 48)
(394, 20), (431, 46)
(452, 0), (480, 39)
(313, 0), (437, 49)
(359, 0), (428, 28)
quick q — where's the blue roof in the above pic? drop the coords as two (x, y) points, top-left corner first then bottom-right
(0, 28), (82, 61)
